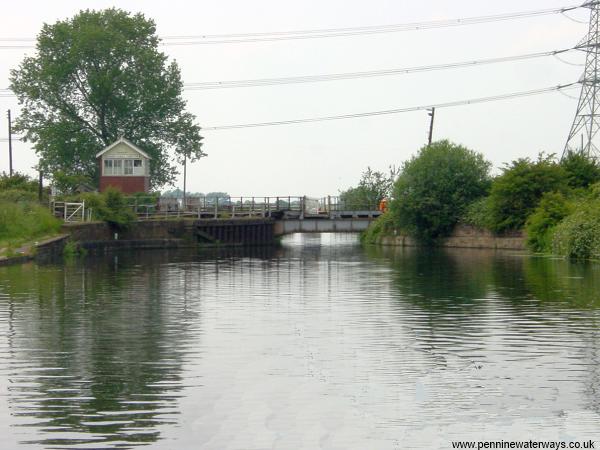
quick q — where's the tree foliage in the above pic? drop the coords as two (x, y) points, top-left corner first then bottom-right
(339, 166), (398, 210)
(10, 8), (204, 190)
(525, 192), (573, 253)
(462, 197), (494, 230)
(561, 151), (600, 189)
(390, 140), (491, 241)
(552, 198), (600, 260)
(488, 154), (568, 233)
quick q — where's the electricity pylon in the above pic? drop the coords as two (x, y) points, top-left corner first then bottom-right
(563, 1), (600, 159)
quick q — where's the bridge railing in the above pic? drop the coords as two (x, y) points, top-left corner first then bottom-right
(125, 195), (382, 220)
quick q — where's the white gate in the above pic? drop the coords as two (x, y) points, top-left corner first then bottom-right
(52, 201), (87, 222)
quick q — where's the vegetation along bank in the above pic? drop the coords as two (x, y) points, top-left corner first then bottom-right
(354, 140), (600, 259)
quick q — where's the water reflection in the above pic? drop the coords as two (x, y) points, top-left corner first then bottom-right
(0, 252), (205, 448)
(0, 236), (599, 449)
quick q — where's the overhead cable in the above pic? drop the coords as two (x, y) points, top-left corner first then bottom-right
(202, 83), (578, 130)
(0, 3), (584, 49)
(184, 48), (573, 89)
(160, 5), (582, 45)
(0, 47), (577, 96)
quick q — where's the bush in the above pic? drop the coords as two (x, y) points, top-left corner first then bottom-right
(101, 188), (136, 228)
(390, 140), (491, 242)
(462, 197), (494, 230)
(525, 192), (573, 253)
(0, 172), (38, 192)
(0, 172), (50, 203)
(60, 189), (136, 228)
(488, 154), (568, 233)
(361, 213), (396, 244)
(561, 151), (600, 189)
(552, 200), (600, 260)
(0, 189), (38, 203)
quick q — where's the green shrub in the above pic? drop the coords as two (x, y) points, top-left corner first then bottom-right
(488, 154), (568, 233)
(525, 192), (573, 253)
(361, 213), (396, 244)
(390, 140), (491, 242)
(57, 189), (136, 227)
(0, 172), (38, 192)
(552, 201), (600, 260)
(561, 151), (600, 189)
(98, 188), (136, 228)
(0, 189), (38, 203)
(462, 197), (494, 230)
(0, 172), (49, 203)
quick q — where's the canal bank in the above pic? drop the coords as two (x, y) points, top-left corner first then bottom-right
(374, 224), (526, 250)
(0, 219), (278, 266)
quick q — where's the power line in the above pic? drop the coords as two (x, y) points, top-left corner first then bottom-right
(202, 83), (578, 130)
(0, 83), (581, 136)
(0, 3), (586, 49)
(0, 47), (579, 96)
(159, 4), (584, 45)
(184, 48), (574, 90)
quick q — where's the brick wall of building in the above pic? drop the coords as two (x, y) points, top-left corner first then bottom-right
(99, 176), (148, 194)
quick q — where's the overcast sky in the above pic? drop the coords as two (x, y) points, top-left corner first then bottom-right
(0, 0), (588, 196)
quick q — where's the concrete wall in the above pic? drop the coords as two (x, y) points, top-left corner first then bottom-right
(62, 219), (276, 249)
(274, 218), (373, 236)
(0, 235), (69, 267)
(377, 224), (525, 250)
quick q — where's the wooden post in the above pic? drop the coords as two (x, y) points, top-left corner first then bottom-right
(38, 171), (43, 203)
(182, 154), (187, 211)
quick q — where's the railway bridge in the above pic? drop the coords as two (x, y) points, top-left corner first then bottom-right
(54, 195), (384, 246)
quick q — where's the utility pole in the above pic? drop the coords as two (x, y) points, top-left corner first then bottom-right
(427, 107), (436, 146)
(38, 171), (43, 203)
(7, 109), (13, 176)
(182, 154), (187, 210)
(563, 1), (600, 159)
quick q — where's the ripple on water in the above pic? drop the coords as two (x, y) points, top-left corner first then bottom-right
(0, 235), (599, 449)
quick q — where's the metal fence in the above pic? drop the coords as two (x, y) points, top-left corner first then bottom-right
(127, 195), (380, 220)
(50, 196), (381, 222)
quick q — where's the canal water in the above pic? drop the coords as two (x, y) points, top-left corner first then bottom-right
(0, 234), (599, 449)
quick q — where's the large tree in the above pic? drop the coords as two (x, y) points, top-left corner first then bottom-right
(10, 8), (204, 189)
(391, 140), (491, 241)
